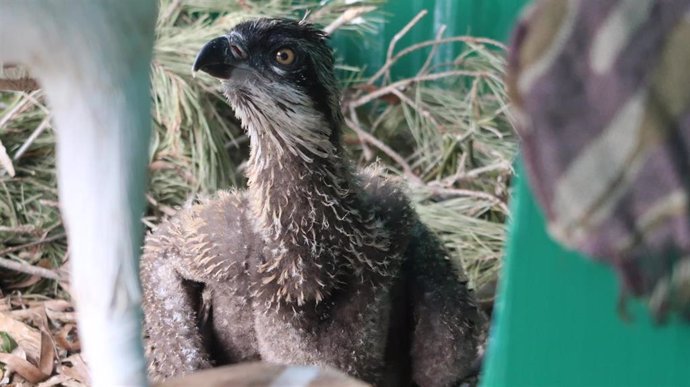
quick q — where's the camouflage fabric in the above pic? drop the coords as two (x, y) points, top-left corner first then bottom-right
(507, 0), (690, 321)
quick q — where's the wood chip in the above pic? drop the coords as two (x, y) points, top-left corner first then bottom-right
(0, 352), (49, 384)
(37, 373), (72, 387)
(54, 324), (80, 352)
(0, 314), (41, 361)
(43, 299), (72, 312)
(60, 354), (89, 385)
(38, 330), (55, 376)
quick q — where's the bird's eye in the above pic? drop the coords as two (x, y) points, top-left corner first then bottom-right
(275, 48), (295, 65)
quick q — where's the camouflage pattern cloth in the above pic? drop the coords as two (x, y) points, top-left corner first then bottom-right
(507, 0), (690, 321)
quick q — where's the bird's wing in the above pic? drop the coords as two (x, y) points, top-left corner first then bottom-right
(140, 189), (254, 379)
(171, 190), (255, 283)
(405, 221), (487, 387)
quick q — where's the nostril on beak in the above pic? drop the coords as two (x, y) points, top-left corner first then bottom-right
(230, 44), (247, 60)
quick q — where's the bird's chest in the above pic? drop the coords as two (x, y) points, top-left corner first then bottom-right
(252, 276), (397, 382)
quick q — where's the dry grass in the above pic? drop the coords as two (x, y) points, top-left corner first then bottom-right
(342, 11), (514, 288)
(0, 1), (515, 384)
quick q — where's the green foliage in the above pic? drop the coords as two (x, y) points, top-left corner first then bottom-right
(0, 332), (17, 354)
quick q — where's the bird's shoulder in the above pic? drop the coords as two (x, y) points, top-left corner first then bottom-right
(146, 189), (258, 282)
(356, 167), (417, 240)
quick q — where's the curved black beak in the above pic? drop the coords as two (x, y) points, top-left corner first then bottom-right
(192, 36), (237, 79)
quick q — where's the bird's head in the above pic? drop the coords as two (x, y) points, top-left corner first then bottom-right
(193, 18), (342, 160)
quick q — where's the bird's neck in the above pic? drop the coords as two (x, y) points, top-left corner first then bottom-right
(244, 123), (391, 307)
(246, 135), (356, 237)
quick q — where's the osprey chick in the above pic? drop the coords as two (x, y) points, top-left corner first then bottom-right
(141, 18), (486, 387)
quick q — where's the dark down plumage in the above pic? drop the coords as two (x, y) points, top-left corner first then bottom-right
(141, 18), (487, 387)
